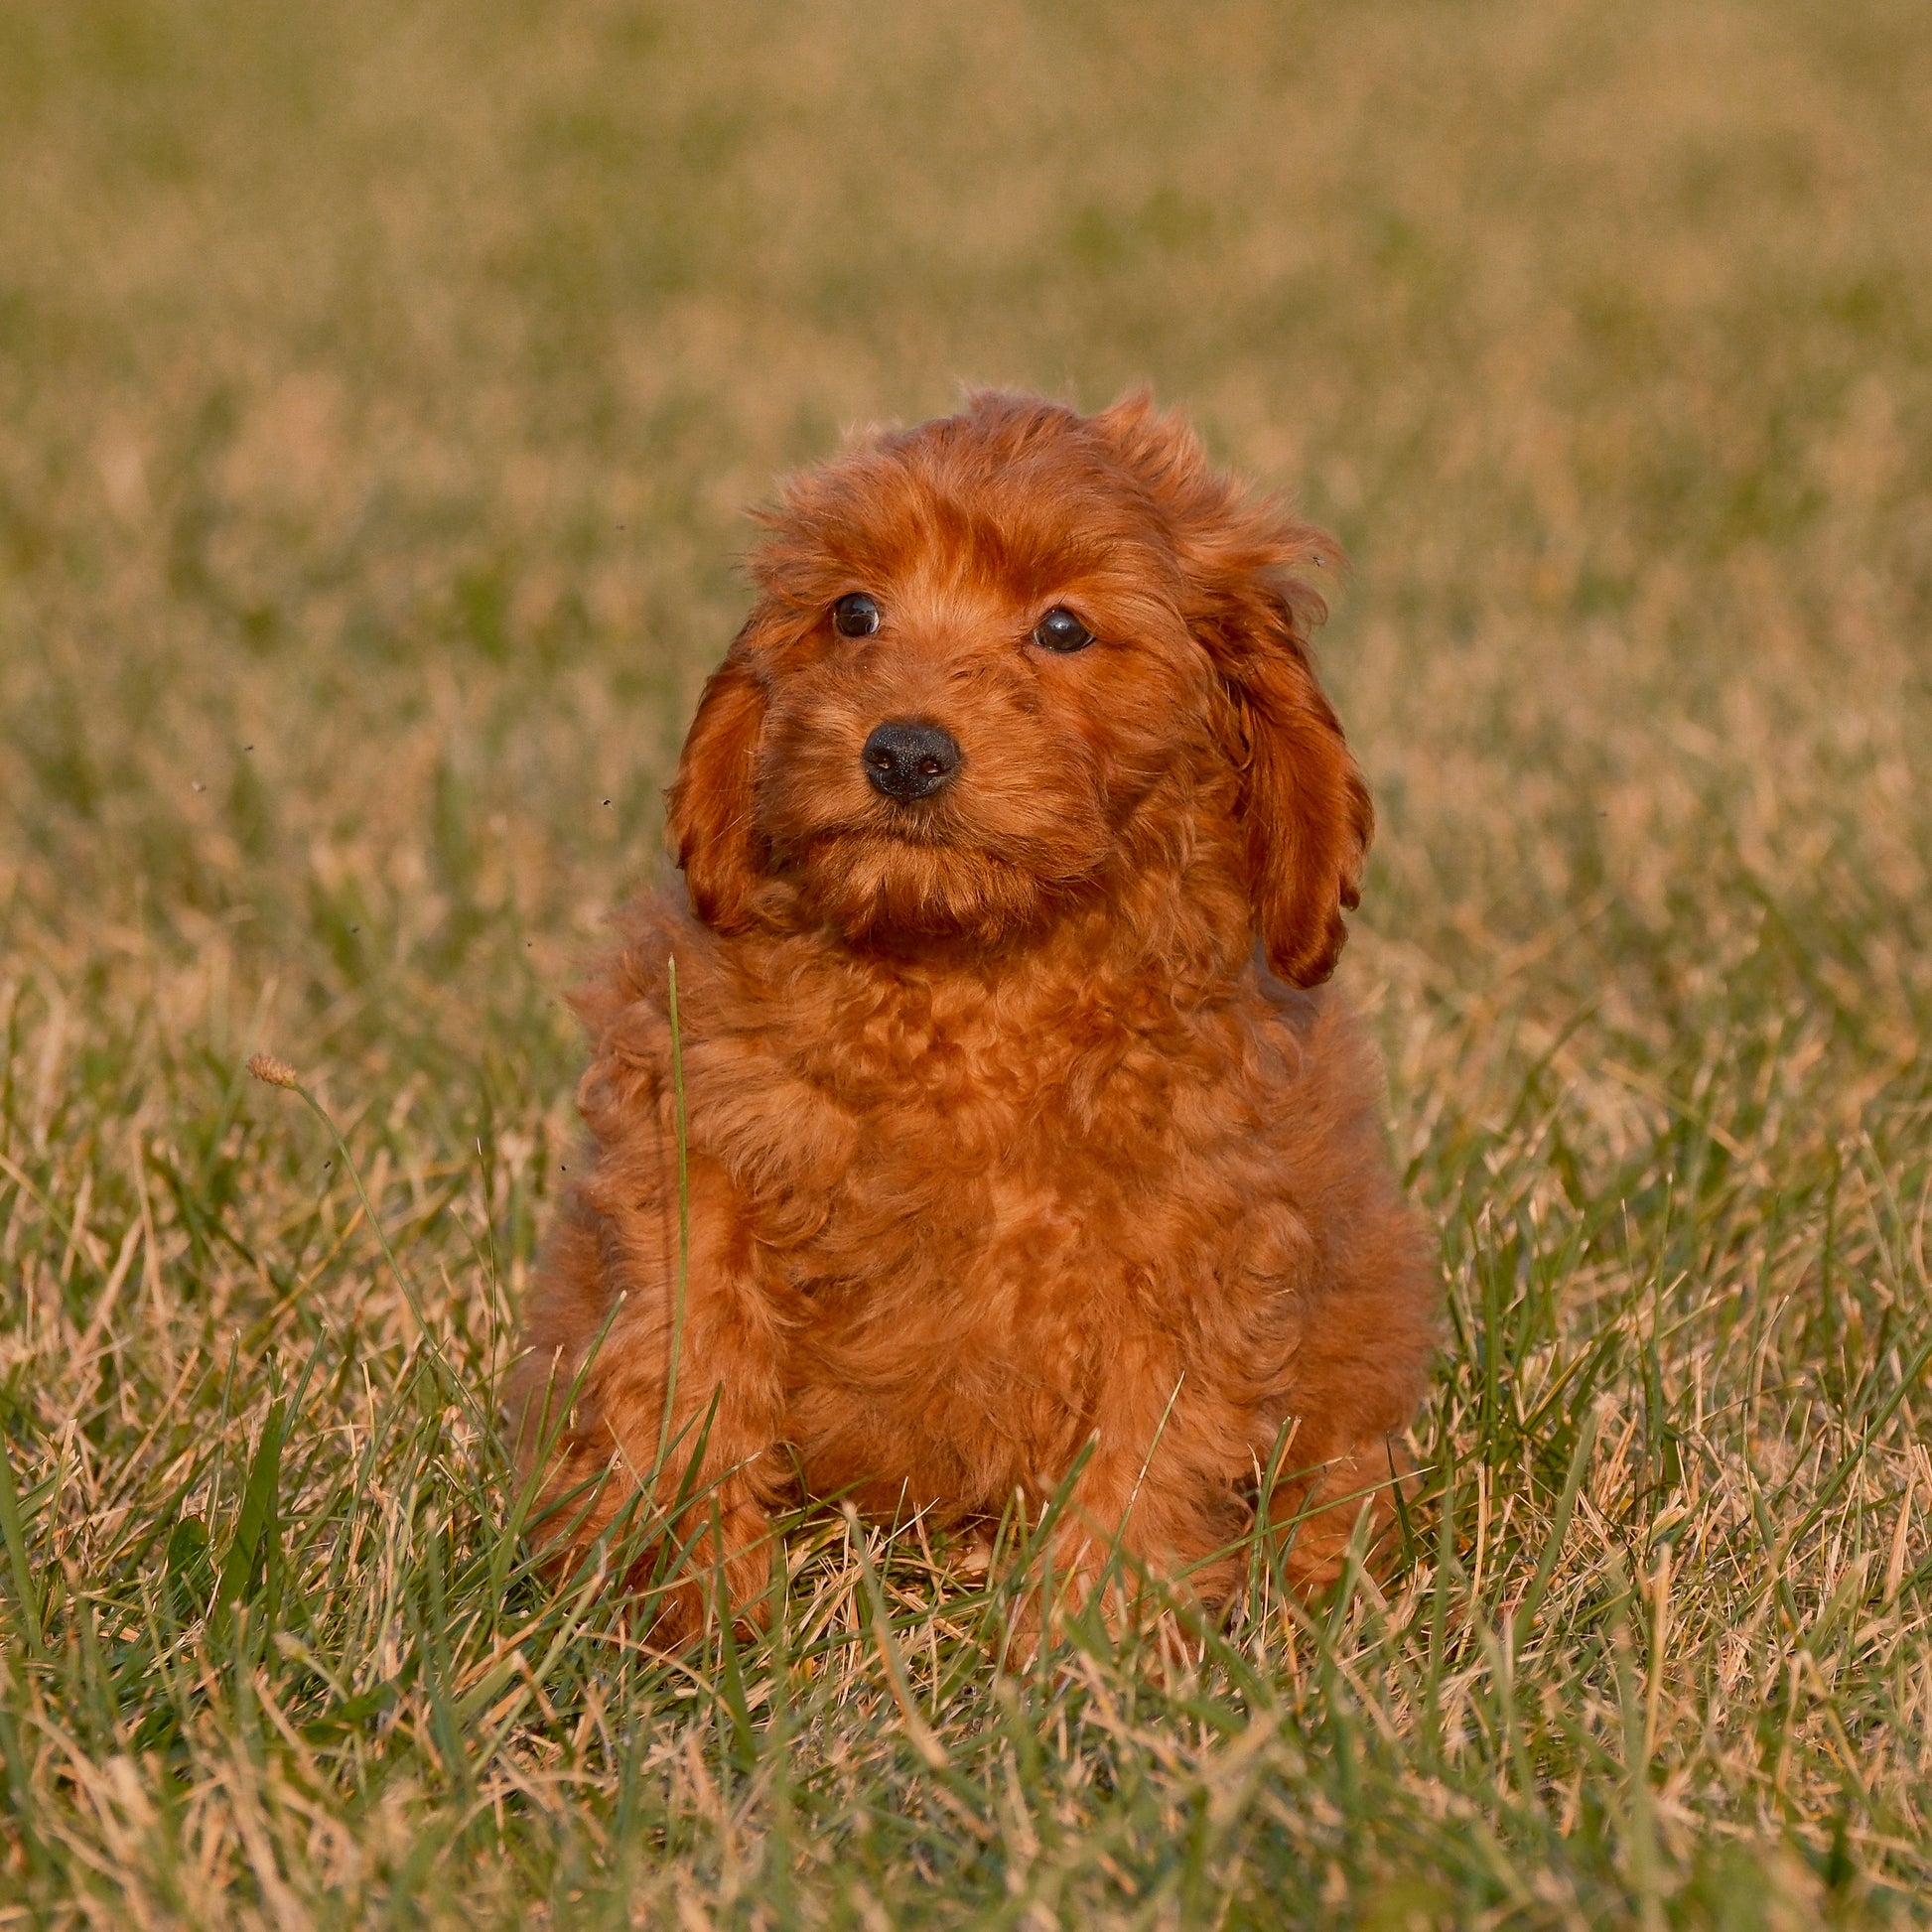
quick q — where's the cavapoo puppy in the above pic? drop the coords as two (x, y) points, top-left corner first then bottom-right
(509, 390), (1438, 1639)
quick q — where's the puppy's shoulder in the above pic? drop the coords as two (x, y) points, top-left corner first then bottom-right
(1247, 952), (1388, 1121)
(570, 885), (857, 1175)
(566, 884), (745, 1116)
(567, 888), (681, 1034)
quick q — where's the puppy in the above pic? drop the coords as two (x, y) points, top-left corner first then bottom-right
(509, 391), (1439, 1639)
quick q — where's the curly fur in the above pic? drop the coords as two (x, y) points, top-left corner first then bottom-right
(508, 390), (1440, 1639)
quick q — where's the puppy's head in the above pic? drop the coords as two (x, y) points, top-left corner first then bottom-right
(667, 390), (1370, 984)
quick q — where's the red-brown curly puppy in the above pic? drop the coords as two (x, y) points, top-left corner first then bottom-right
(509, 390), (1439, 1639)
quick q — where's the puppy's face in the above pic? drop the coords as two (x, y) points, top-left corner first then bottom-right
(743, 443), (1214, 945)
(669, 393), (1372, 985)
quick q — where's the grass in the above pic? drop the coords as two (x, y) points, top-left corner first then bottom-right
(2, 0), (1930, 1922)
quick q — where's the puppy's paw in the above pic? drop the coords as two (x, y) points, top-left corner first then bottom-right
(633, 1504), (778, 1649)
(1274, 1436), (1419, 1594)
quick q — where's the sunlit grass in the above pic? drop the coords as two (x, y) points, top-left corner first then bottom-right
(2, 0), (1930, 1923)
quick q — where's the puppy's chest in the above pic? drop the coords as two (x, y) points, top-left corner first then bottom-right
(739, 996), (1296, 1312)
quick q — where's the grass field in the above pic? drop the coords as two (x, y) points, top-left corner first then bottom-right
(3, 0), (1931, 1923)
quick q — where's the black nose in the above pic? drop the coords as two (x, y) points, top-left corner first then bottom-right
(862, 721), (961, 803)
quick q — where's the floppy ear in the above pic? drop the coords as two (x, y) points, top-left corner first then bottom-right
(664, 645), (768, 932)
(1097, 392), (1372, 986)
(1209, 593), (1373, 985)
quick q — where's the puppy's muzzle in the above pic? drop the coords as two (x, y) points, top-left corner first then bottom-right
(862, 721), (960, 804)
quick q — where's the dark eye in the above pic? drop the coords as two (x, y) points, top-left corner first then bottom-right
(1032, 607), (1094, 653)
(832, 593), (881, 637)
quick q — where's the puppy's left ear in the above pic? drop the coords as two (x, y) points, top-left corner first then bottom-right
(1097, 392), (1372, 986)
(665, 641), (768, 932)
(1209, 587), (1373, 986)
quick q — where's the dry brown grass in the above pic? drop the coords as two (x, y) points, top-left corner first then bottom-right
(1, 0), (1929, 1924)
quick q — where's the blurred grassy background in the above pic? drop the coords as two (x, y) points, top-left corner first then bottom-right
(2, 1), (1930, 1925)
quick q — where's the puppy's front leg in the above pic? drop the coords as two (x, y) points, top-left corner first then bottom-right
(1038, 1374), (1253, 1632)
(510, 1155), (788, 1644)
(1264, 1430), (1418, 1592)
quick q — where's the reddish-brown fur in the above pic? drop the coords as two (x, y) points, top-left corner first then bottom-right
(508, 390), (1440, 1639)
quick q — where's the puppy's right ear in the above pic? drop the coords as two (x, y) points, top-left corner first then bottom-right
(665, 645), (767, 932)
